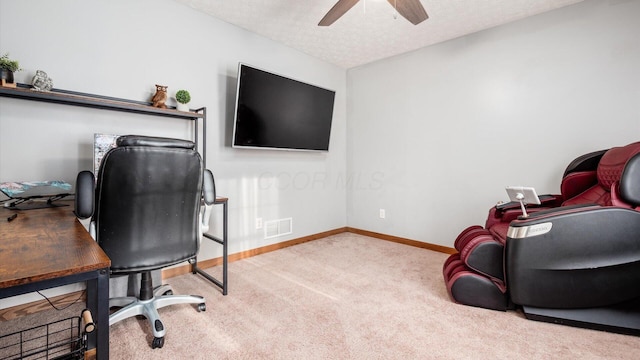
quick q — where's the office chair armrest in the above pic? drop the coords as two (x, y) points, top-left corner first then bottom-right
(200, 169), (216, 234)
(75, 171), (95, 219)
(203, 169), (215, 205)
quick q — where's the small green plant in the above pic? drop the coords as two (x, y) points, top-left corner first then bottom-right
(175, 89), (191, 104)
(0, 53), (21, 72)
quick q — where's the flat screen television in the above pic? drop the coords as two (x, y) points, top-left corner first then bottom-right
(232, 63), (336, 152)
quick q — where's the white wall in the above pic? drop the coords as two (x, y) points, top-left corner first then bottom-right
(346, 0), (640, 247)
(2, 0), (639, 310)
(0, 0), (347, 307)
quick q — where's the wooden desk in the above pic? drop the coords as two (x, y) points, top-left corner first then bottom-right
(0, 203), (111, 359)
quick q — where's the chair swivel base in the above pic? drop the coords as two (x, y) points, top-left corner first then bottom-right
(109, 284), (205, 349)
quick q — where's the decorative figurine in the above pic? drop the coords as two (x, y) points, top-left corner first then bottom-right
(151, 84), (168, 108)
(31, 70), (53, 92)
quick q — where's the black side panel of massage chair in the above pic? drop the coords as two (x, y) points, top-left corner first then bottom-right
(505, 152), (640, 336)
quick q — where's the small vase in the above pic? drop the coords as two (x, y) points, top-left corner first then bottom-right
(0, 69), (15, 87)
(177, 102), (189, 112)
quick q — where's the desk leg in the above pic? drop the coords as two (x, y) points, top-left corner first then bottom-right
(87, 269), (109, 359)
(222, 200), (228, 295)
(193, 199), (228, 295)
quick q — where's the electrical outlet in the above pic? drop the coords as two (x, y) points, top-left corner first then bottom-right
(256, 217), (263, 229)
(379, 209), (386, 219)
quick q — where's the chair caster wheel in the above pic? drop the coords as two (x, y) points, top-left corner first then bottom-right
(198, 303), (206, 312)
(152, 336), (165, 349)
(163, 290), (173, 296)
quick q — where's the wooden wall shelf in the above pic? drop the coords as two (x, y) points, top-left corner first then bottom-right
(0, 83), (204, 120)
(0, 83), (208, 165)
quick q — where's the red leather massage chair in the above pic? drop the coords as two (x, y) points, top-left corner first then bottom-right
(443, 141), (640, 335)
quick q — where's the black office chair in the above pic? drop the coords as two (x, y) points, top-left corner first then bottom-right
(75, 135), (215, 349)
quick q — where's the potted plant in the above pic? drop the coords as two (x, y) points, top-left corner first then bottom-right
(175, 89), (191, 112)
(0, 53), (21, 87)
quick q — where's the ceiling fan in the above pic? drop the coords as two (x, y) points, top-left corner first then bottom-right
(318, 0), (429, 26)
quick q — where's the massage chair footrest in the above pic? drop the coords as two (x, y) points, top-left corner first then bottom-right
(443, 254), (513, 311)
(454, 225), (505, 281)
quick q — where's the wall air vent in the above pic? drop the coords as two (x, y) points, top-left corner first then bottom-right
(264, 218), (292, 239)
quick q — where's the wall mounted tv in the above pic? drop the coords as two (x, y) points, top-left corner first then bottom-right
(232, 63), (336, 152)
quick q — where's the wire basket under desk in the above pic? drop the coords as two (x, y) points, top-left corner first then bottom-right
(0, 309), (94, 360)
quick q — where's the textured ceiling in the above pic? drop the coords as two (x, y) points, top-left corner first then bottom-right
(175, 0), (584, 69)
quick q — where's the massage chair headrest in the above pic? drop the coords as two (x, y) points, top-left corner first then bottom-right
(596, 142), (640, 191)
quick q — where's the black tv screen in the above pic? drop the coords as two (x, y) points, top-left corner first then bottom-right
(232, 63), (336, 151)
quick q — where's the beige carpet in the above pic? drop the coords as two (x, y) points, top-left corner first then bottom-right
(2, 233), (639, 359)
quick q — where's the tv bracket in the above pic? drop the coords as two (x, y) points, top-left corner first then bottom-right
(505, 186), (541, 218)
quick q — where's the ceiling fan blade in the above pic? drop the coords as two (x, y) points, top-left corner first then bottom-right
(319, 0), (361, 26)
(388, 0), (429, 25)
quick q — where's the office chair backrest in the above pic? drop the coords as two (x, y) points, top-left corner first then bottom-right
(94, 135), (203, 274)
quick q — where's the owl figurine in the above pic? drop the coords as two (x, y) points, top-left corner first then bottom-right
(151, 84), (168, 108)
(32, 70), (53, 92)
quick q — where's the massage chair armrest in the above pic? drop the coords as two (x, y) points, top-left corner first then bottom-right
(485, 194), (562, 229)
(494, 194), (561, 211)
(515, 203), (600, 220)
